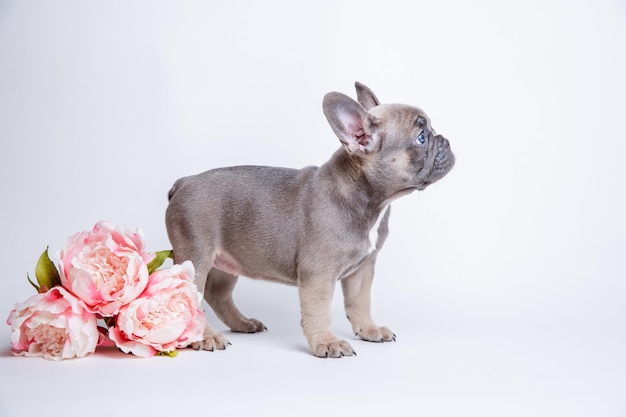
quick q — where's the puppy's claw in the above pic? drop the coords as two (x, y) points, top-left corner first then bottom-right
(190, 329), (230, 352)
(312, 339), (356, 358)
(230, 318), (267, 334)
(356, 326), (396, 343)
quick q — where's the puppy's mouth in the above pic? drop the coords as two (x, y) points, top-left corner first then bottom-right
(434, 138), (454, 171)
(434, 151), (454, 171)
(415, 139), (454, 191)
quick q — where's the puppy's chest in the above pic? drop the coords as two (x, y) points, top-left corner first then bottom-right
(367, 205), (389, 254)
(338, 205), (389, 279)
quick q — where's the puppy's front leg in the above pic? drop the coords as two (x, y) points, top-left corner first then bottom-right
(298, 277), (356, 358)
(341, 256), (396, 343)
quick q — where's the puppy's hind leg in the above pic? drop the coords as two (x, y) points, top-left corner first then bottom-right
(205, 269), (267, 333)
(171, 244), (231, 351)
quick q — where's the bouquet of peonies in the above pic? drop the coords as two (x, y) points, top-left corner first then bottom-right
(6, 221), (207, 360)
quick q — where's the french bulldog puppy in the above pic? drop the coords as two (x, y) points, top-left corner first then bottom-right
(166, 83), (454, 358)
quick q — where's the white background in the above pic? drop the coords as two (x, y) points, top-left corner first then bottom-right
(1, 1), (625, 416)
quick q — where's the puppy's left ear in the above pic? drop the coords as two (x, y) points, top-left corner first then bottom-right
(355, 82), (380, 110)
(323, 92), (381, 155)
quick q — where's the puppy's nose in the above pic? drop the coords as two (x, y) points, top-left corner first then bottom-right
(435, 134), (449, 150)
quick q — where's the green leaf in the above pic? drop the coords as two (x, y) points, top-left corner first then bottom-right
(35, 246), (62, 291)
(147, 250), (173, 274)
(156, 349), (178, 358)
(26, 273), (41, 293)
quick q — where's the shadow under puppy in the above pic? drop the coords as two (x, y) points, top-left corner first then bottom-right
(166, 82), (455, 358)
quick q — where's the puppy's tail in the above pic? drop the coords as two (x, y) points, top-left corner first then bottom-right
(167, 179), (182, 201)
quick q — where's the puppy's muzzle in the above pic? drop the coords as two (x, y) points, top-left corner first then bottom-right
(434, 135), (454, 170)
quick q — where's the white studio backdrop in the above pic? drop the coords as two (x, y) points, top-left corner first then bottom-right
(0, 1), (625, 417)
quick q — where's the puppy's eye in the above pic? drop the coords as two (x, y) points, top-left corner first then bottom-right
(416, 131), (426, 144)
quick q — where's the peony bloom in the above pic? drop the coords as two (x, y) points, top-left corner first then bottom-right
(6, 286), (98, 360)
(59, 221), (155, 316)
(108, 261), (206, 357)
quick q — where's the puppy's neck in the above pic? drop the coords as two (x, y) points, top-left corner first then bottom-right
(322, 149), (388, 218)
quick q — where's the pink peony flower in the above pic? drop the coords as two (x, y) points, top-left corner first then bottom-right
(108, 261), (206, 357)
(59, 221), (155, 317)
(6, 286), (98, 360)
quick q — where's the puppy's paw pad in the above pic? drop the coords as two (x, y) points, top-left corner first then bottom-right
(313, 339), (356, 358)
(357, 326), (396, 343)
(231, 318), (267, 334)
(190, 331), (230, 352)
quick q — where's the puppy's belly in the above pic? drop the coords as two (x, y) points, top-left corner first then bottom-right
(213, 251), (242, 276)
(212, 250), (296, 285)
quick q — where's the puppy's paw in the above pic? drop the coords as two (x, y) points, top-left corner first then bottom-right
(356, 326), (396, 343)
(190, 329), (231, 352)
(231, 318), (267, 334)
(312, 339), (356, 358)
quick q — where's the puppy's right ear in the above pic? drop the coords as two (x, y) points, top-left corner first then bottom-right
(323, 92), (381, 155)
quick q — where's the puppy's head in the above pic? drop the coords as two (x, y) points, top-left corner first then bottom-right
(323, 82), (455, 200)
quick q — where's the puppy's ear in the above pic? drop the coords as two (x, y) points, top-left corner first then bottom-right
(355, 82), (380, 110)
(323, 92), (381, 155)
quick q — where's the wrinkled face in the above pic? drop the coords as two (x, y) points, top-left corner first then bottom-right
(369, 104), (455, 195)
